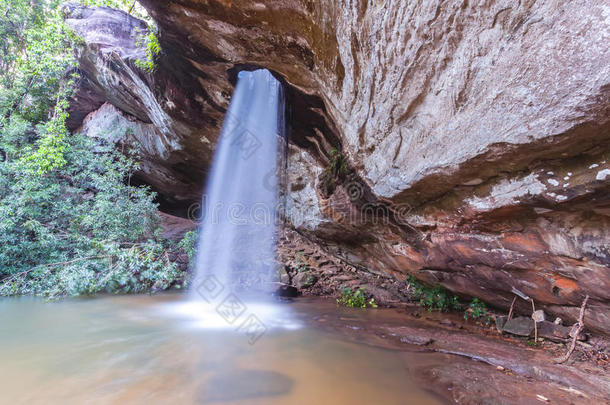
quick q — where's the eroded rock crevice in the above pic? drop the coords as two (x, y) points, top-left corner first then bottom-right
(65, 2), (610, 334)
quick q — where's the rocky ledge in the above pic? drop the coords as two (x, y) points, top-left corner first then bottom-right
(64, 2), (610, 334)
(297, 298), (610, 404)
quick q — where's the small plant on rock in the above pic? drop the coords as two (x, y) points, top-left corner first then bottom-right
(464, 298), (491, 324)
(178, 230), (198, 269)
(407, 276), (460, 312)
(337, 287), (378, 309)
(320, 148), (349, 196)
(135, 26), (161, 73)
(295, 250), (308, 273)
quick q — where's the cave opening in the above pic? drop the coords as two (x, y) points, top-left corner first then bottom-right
(145, 64), (344, 221)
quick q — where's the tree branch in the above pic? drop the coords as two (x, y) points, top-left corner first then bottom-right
(555, 295), (590, 364)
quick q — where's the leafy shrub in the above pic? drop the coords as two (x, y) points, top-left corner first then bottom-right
(337, 287), (378, 309)
(407, 276), (460, 312)
(0, 0), (185, 299)
(464, 298), (491, 324)
(0, 241), (183, 299)
(135, 27), (161, 73)
(0, 131), (185, 299)
(178, 230), (198, 268)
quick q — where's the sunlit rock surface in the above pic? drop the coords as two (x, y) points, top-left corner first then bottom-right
(66, 2), (610, 333)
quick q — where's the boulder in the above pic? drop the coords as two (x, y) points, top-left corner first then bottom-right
(501, 317), (534, 337)
(279, 266), (291, 285)
(274, 284), (299, 298)
(293, 272), (317, 290)
(537, 321), (572, 342)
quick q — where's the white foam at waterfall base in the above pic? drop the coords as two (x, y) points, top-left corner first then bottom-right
(159, 300), (303, 331)
(161, 69), (298, 332)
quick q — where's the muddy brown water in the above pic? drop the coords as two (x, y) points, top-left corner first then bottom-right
(0, 294), (489, 404)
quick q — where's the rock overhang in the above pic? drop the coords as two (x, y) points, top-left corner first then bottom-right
(65, 1), (610, 334)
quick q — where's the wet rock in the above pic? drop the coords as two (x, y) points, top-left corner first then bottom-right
(501, 317), (535, 337)
(375, 321), (610, 402)
(293, 271), (317, 289)
(400, 336), (434, 346)
(418, 359), (597, 405)
(274, 284), (298, 298)
(279, 266), (291, 285)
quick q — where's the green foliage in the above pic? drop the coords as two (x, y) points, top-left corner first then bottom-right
(0, 0), (183, 299)
(464, 298), (491, 324)
(0, 0), (78, 124)
(407, 276), (461, 312)
(19, 98), (70, 174)
(320, 148), (349, 195)
(178, 230), (198, 270)
(337, 287), (378, 309)
(0, 131), (184, 299)
(324, 148), (347, 181)
(295, 250), (308, 273)
(0, 241), (183, 299)
(135, 28), (161, 73)
(327, 148), (347, 178)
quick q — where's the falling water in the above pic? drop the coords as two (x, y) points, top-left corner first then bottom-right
(190, 68), (285, 299)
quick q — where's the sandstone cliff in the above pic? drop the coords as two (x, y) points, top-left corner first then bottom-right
(64, 1), (610, 333)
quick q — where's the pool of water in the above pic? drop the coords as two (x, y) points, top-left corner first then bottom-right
(0, 294), (449, 404)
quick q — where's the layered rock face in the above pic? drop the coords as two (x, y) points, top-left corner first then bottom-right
(65, 2), (610, 333)
(64, 3), (230, 205)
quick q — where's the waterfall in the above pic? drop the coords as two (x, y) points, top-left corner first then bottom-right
(190, 69), (285, 299)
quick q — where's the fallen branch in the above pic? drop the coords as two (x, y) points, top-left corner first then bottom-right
(555, 295), (589, 364)
(507, 296), (517, 320)
(531, 299), (538, 343)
